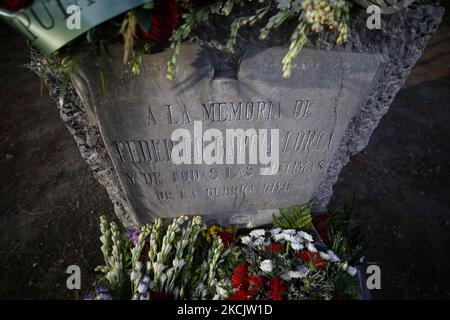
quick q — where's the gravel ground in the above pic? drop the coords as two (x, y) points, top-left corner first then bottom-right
(0, 22), (449, 299)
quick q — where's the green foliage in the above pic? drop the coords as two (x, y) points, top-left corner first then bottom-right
(167, 2), (224, 80)
(49, 21), (121, 94)
(130, 42), (152, 75)
(93, 205), (366, 300)
(120, 11), (138, 65)
(55, 54), (76, 104)
(95, 216), (132, 299)
(48, 1), (354, 84)
(288, 270), (335, 300)
(273, 204), (313, 230)
(93, 215), (228, 300)
(328, 195), (372, 265)
(333, 268), (359, 299)
(226, 1), (271, 53)
(282, 14), (309, 78)
(36, 0), (447, 86)
(259, 9), (293, 40)
(168, 0), (352, 80)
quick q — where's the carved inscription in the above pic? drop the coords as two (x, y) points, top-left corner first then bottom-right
(80, 45), (383, 224)
(112, 98), (334, 212)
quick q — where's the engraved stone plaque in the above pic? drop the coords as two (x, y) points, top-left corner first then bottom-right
(72, 44), (382, 227)
(37, 6), (441, 228)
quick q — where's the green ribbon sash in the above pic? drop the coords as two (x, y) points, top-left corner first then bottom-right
(0, 0), (152, 54)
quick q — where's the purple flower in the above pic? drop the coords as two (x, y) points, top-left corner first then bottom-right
(95, 285), (112, 300)
(84, 292), (94, 300)
(96, 285), (109, 292)
(126, 228), (140, 246)
(96, 292), (112, 300)
(138, 276), (150, 294)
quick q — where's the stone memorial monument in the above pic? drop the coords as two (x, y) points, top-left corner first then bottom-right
(32, 5), (443, 228)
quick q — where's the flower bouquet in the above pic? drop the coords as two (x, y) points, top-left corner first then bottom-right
(88, 204), (364, 300)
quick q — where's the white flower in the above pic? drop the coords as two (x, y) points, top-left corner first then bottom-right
(283, 234), (296, 242)
(270, 228), (282, 236)
(291, 0), (304, 13)
(260, 259), (273, 273)
(307, 243), (318, 253)
(288, 271), (304, 279)
(282, 229), (296, 235)
(195, 283), (205, 296)
(173, 287), (180, 299)
(96, 292), (112, 300)
(319, 251), (330, 261)
(289, 268), (308, 279)
(100, 235), (108, 245)
(192, 215), (202, 225)
(105, 272), (114, 282)
(281, 273), (291, 281)
(216, 285), (228, 298)
(152, 262), (166, 274)
(250, 229), (266, 237)
(253, 238), (265, 247)
(172, 258), (185, 270)
(273, 233), (286, 242)
(159, 273), (167, 287)
(297, 231), (313, 242)
(276, 0), (292, 10)
(165, 268), (174, 281)
(298, 265), (309, 274)
(290, 241), (304, 251)
(347, 266), (358, 277)
(130, 269), (140, 281)
(327, 250), (341, 262)
(241, 236), (252, 246)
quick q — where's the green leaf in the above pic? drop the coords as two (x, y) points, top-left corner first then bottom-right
(273, 204), (313, 230)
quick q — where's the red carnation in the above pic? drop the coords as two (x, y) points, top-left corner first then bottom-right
(266, 242), (284, 253)
(137, 0), (180, 43)
(247, 274), (265, 295)
(218, 230), (235, 248)
(231, 264), (249, 290)
(312, 212), (331, 245)
(298, 250), (328, 268)
(266, 277), (286, 301)
(0, 0), (33, 11)
(229, 290), (253, 300)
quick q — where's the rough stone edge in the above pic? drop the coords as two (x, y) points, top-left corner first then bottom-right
(27, 48), (138, 228)
(311, 5), (444, 211)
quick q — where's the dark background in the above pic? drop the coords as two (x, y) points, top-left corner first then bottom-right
(0, 17), (449, 299)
